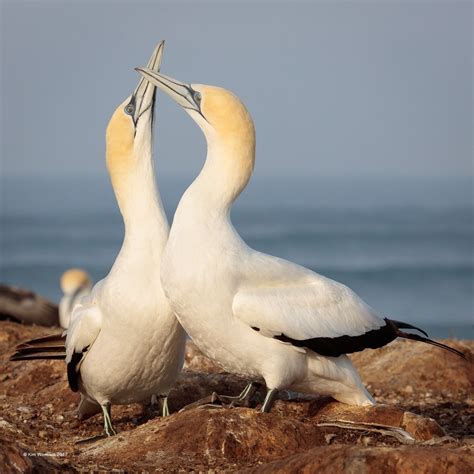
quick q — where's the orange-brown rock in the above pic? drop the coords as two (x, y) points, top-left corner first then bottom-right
(0, 321), (472, 472)
(247, 445), (474, 474)
(308, 399), (446, 441)
(0, 436), (66, 472)
(352, 338), (473, 397)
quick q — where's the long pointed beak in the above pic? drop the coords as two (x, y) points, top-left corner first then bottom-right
(131, 41), (164, 124)
(134, 68), (202, 114)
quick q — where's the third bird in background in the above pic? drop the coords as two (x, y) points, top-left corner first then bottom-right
(59, 268), (92, 329)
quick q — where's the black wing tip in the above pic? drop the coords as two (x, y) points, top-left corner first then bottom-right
(67, 352), (83, 392)
(268, 318), (467, 360)
(387, 319), (429, 337)
(396, 331), (467, 359)
(388, 319), (467, 359)
(273, 322), (398, 358)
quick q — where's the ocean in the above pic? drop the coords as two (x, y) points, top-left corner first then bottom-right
(1, 175), (472, 339)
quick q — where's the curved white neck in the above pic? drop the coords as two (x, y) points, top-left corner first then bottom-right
(182, 131), (255, 218)
(112, 147), (169, 253)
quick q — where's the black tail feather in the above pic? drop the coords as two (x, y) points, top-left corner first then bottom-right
(396, 330), (466, 359)
(390, 319), (429, 337)
(10, 353), (65, 361)
(15, 345), (65, 353)
(11, 346), (66, 356)
(10, 333), (66, 362)
(16, 333), (65, 349)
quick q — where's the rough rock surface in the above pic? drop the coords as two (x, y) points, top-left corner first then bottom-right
(0, 320), (472, 472)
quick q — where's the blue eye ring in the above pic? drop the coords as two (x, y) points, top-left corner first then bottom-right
(125, 103), (135, 115)
(194, 91), (202, 103)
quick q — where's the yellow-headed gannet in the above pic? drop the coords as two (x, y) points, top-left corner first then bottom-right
(11, 43), (186, 439)
(136, 68), (465, 413)
(59, 268), (92, 329)
(0, 284), (59, 326)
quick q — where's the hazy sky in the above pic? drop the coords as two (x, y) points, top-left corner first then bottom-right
(1, 0), (472, 181)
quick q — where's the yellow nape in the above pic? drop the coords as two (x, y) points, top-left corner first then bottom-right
(200, 86), (255, 144)
(105, 104), (135, 181)
(198, 85), (256, 179)
(60, 268), (91, 293)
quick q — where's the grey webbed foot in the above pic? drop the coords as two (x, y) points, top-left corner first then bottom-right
(179, 382), (262, 412)
(217, 382), (262, 407)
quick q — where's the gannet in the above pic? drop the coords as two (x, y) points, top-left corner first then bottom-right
(136, 68), (465, 413)
(11, 43), (186, 439)
(0, 284), (58, 326)
(59, 268), (92, 329)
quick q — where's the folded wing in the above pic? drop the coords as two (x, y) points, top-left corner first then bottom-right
(233, 276), (385, 340)
(233, 264), (464, 358)
(65, 294), (102, 391)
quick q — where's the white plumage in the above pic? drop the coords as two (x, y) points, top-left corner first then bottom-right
(232, 255), (384, 341)
(65, 285), (102, 364)
(63, 43), (186, 435)
(132, 72), (378, 407)
(137, 68), (463, 411)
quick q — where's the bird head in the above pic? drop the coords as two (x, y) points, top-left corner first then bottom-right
(106, 41), (164, 180)
(134, 68), (255, 153)
(60, 268), (92, 295)
(134, 67), (256, 198)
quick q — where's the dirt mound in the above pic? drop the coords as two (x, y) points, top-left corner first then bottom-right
(0, 321), (472, 472)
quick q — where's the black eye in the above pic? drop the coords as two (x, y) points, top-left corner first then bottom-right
(194, 91), (202, 104)
(125, 103), (135, 115)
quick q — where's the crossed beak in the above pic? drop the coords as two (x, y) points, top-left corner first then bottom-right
(129, 41), (164, 125)
(135, 67), (203, 116)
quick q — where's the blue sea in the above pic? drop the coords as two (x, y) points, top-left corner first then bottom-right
(1, 175), (472, 339)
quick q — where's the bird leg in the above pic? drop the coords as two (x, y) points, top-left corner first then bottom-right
(178, 392), (222, 412)
(179, 382), (261, 412)
(159, 395), (170, 417)
(260, 388), (278, 413)
(101, 402), (117, 437)
(150, 394), (170, 416)
(216, 382), (261, 407)
(75, 403), (116, 444)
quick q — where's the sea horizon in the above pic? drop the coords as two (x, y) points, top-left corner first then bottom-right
(1, 175), (472, 339)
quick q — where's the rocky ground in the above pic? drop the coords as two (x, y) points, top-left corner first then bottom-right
(0, 320), (472, 472)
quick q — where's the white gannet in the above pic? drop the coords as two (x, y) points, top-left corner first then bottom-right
(59, 268), (92, 329)
(11, 43), (186, 438)
(136, 68), (465, 412)
(0, 284), (59, 326)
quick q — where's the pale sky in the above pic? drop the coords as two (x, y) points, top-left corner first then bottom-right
(1, 0), (472, 181)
